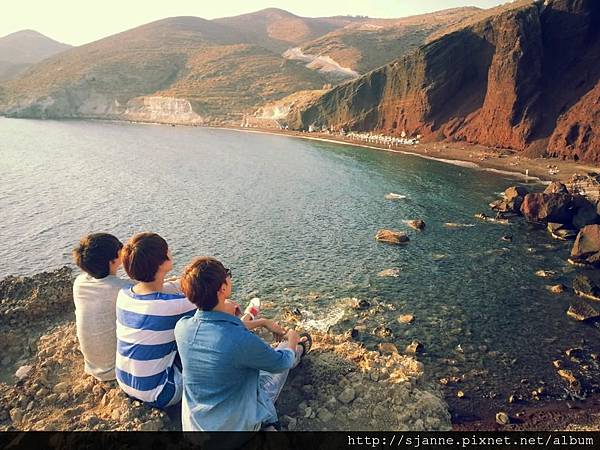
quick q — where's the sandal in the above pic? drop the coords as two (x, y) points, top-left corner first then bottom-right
(298, 332), (313, 357)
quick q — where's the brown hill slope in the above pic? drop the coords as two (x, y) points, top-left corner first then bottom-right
(289, 0), (600, 164)
(0, 30), (71, 81)
(213, 8), (356, 53)
(295, 7), (481, 75)
(0, 16), (328, 122)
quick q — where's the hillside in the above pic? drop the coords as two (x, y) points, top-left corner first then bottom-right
(0, 8), (483, 124)
(0, 30), (71, 81)
(214, 8), (357, 53)
(293, 7), (481, 75)
(288, 0), (600, 164)
(0, 16), (328, 122)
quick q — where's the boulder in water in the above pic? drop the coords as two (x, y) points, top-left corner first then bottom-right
(567, 299), (600, 321)
(548, 284), (567, 294)
(571, 225), (600, 265)
(406, 219), (425, 231)
(499, 186), (528, 213)
(405, 340), (424, 354)
(377, 268), (401, 278)
(520, 193), (574, 224)
(573, 275), (600, 302)
(375, 229), (409, 245)
(572, 195), (599, 229)
(397, 314), (415, 324)
(547, 222), (578, 240)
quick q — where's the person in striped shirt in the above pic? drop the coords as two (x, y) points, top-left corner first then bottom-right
(115, 232), (195, 408)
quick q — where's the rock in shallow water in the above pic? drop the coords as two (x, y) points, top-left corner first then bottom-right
(375, 229), (409, 245)
(571, 225), (600, 265)
(377, 268), (401, 278)
(573, 275), (600, 301)
(397, 314), (414, 324)
(567, 299), (600, 322)
(496, 412), (510, 425)
(406, 219), (425, 231)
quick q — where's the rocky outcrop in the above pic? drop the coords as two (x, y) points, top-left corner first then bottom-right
(290, 0), (600, 163)
(571, 225), (600, 265)
(122, 97), (205, 125)
(0, 269), (450, 431)
(375, 229), (409, 245)
(520, 193), (574, 224)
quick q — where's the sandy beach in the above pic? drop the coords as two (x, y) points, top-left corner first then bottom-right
(217, 126), (599, 184)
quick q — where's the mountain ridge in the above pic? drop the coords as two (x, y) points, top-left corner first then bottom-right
(0, 7), (478, 123)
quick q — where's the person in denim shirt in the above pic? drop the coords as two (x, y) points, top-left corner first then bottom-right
(175, 257), (303, 431)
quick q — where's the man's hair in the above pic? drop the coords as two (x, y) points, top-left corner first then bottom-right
(72, 233), (123, 279)
(180, 257), (228, 311)
(121, 232), (169, 282)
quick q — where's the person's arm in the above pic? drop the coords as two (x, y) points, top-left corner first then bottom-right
(234, 329), (298, 373)
(243, 318), (286, 337)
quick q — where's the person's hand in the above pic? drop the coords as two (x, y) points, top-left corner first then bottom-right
(284, 328), (300, 350)
(263, 319), (286, 341)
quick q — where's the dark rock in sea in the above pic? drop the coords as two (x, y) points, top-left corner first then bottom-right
(565, 347), (584, 359)
(406, 219), (425, 231)
(548, 284), (567, 294)
(544, 181), (569, 195)
(571, 195), (599, 229)
(547, 222), (578, 240)
(572, 225), (600, 265)
(405, 340), (423, 354)
(375, 229), (409, 245)
(573, 275), (600, 302)
(520, 193), (574, 224)
(373, 325), (393, 338)
(352, 299), (371, 310)
(495, 412), (510, 425)
(567, 299), (600, 322)
(508, 393), (522, 404)
(557, 369), (584, 399)
(501, 235), (513, 242)
(491, 186), (528, 213)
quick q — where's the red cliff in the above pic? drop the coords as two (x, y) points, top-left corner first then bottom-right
(291, 0), (600, 164)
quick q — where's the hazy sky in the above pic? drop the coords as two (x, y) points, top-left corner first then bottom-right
(2, 0), (507, 46)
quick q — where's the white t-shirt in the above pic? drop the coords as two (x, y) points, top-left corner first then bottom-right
(73, 273), (131, 381)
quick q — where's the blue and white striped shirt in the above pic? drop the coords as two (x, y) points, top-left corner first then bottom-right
(115, 281), (196, 407)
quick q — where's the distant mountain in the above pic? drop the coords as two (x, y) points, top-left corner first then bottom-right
(0, 8), (491, 124)
(0, 30), (71, 81)
(214, 8), (358, 53)
(286, 0), (600, 164)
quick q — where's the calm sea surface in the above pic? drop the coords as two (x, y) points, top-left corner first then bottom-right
(1, 118), (598, 412)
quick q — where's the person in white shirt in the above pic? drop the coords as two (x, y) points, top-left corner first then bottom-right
(72, 233), (131, 381)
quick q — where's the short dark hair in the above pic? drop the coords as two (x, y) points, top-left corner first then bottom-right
(180, 257), (228, 311)
(121, 232), (169, 282)
(72, 233), (123, 279)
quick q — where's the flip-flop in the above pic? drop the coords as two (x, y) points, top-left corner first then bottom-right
(298, 332), (313, 357)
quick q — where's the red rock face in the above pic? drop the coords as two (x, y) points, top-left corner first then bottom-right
(294, 0), (600, 163)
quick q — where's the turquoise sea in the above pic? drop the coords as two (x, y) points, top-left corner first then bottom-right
(1, 118), (597, 415)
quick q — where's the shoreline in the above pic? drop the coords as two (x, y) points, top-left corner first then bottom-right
(208, 125), (599, 184)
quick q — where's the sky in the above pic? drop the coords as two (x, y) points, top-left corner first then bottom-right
(2, 0), (507, 46)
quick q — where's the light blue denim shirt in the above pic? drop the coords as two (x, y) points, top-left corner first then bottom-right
(174, 309), (296, 431)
